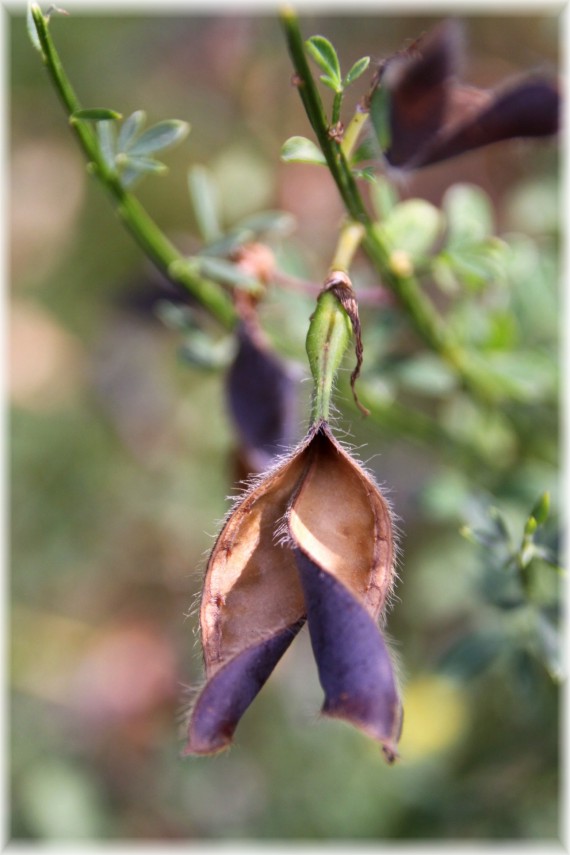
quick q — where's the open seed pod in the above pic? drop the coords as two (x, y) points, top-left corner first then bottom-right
(185, 419), (402, 761)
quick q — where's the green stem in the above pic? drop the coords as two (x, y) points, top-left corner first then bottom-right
(280, 7), (501, 405)
(341, 109), (368, 160)
(31, 7), (236, 330)
(280, 7), (367, 222)
(330, 222), (365, 272)
(332, 91), (343, 126)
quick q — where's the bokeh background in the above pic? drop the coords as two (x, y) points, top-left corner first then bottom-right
(9, 6), (561, 842)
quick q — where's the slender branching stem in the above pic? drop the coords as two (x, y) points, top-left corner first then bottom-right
(280, 7), (502, 404)
(31, 6), (236, 330)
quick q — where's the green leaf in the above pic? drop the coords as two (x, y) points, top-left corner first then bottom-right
(352, 167), (376, 184)
(461, 505), (513, 554)
(444, 183), (494, 245)
(154, 300), (200, 333)
(505, 177), (559, 236)
(127, 120), (189, 156)
(199, 231), (252, 258)
(378, 199), (443, 261)
(350, 138), (378, 166)
(319, 74), (342, 93)
(26, 3), (43, 53)
(96, 121), (117, 171)
(72, 108), (122, 122)
(19, 759), (107, 839)
(488, 507), (512, 544)
(281, 136), (326, 165)
(188, 165), (222, 244)
(524, 516), (538, 538)
(305, 35), (341, 85)
(120, 155), (168, 175)
(343, 56), (370, 87)
(179, 332), (235, 371)
(442, 238), (509, 291)
(535, 608), (563, 681)
(394, 354), (458, 397)
(431, 255), (460, 295)
(531, 492), (550, 527)
(483, 351), (557, 404)
(117, 110), (146, 153)
(195, 256), (262, 293)
(438, 630), (503, 680)
(370, 176), (399, 219)
(234, 210), (296, 238)
(118, 155), (168, 188)
(120, 169), (144, 189)
(533, 545), (562, 571)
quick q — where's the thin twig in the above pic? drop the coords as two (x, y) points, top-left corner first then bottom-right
(31, 6), (236, 330)
(279, 8), (504, 405)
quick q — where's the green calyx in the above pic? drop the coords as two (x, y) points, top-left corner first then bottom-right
(306, 282), (352, 423)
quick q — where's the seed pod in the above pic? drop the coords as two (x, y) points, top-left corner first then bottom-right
(287, 420), (401, 761)
(184, 435), (312, 755)
(185, 419), (401, 760)
(368, 19), (560, 171)
(227, 321), (298, 474)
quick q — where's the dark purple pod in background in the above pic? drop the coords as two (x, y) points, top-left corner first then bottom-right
(227, 319), (299, 475)
(369, 19), (560, 171)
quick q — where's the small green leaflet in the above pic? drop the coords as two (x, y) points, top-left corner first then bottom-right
(72, 109), (123, 121)
(305, 35), (341, 86)
(281, 136), (326, 165)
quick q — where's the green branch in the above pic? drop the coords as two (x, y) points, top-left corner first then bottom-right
(279, 7), (503, 404)
(31, 6), (236, 330)
(280, 7), (367, 222)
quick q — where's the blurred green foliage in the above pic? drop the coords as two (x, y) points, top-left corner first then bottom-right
(10, 8), (561, 843)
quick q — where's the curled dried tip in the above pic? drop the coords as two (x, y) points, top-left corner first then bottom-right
(322, 270), (352, 292)
(382, 742), (399, 764)
(323, 272), (370, 417)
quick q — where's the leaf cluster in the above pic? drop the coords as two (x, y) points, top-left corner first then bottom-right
(80, 111), (190, 189)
